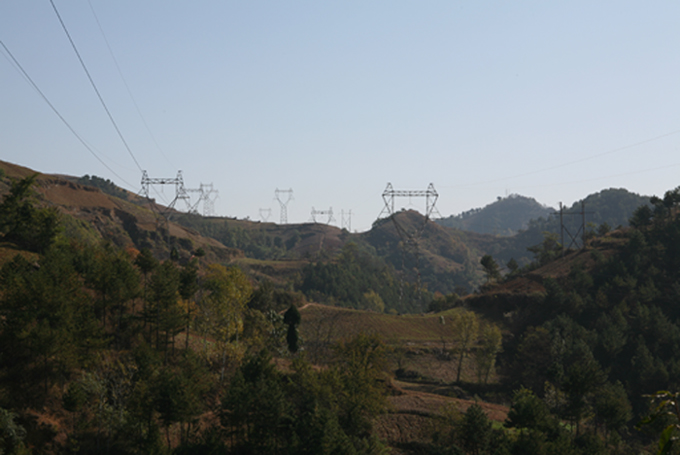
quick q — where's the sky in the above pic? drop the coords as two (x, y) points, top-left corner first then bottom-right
(2, 2), (680, 232)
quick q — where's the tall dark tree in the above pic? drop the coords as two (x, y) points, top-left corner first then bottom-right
(179, 260), (199, 350)
(0, 174), (60, 253)
(480, 254), (500, 284)
(284, 304), (302, 354)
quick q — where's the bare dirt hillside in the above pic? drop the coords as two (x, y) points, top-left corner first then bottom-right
(0, 160), (237, 263)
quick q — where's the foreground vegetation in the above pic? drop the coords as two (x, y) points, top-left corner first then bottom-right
(1, 173), (680, 454)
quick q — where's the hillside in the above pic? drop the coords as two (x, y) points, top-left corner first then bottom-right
(0, 160), (654, 307)
(363, 210), (481, 294)
(462, 188), (652, 268)
(3, 159), (680, 453)
(0, 160), (237, 264)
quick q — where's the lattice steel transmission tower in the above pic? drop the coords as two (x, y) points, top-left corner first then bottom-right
(275, 188), (294, 224)
(377, 183), (441, 308)
(140, 170), (192, 215)
(341, 209), (352, 231)
(552, 201), (592, 254)
(259, 208), (272, 222)
(199, 183), (219, 217)
(310, 207), (335, 224)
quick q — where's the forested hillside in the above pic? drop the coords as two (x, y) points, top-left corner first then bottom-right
(2, 161), (678, 454)
(437, 194), (553, 235)
(0, 174), (395, 454)
(466, 188), (652, 268)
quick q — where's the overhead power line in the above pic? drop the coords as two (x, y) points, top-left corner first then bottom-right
(49, 0), (144, 172)
(0, 39), (136, 189)
(443, 128), (680, 190)
(87, 0), (175, 169)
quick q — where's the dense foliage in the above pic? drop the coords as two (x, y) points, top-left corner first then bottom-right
(437, 194), (553, 236)
(0, 177), (392, 454)
(0, 174), (60, 253)
(174, 214), (294, 260)
(455, 186), (680, 453)
(1, 175), (678, 454)
(298, 242), (432, 314)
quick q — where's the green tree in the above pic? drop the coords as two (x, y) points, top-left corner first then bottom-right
(179, 260), (199, 350)
(527, 232), (562, 266)
(148, 260), (183, 357)
(198, 264), (252, 381)
(474, 324), (502, 384)
(361, 290), (385, 313)
(480, 255), (501, 284)
(506, 387), (555, 434)
(0, 174), (60, 253)
(510, 327), (553, 395)
(220, 349), (292, 453)
(154, 352), (212, 448)
(134, 248), (158, 335)
(630, 204), (653, 228)
(592, 381), (631, 439)
(458, 403), (492, 455)
(0, 407), (28, 455)
(449, 309), (480, 383)
(85, 243), (139, 343)
(332, 333), (389, 439)
(284, 304), (302, 354)
(0, 247), (98, 405)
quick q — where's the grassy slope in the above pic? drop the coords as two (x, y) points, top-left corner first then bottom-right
(299, 302), (471, 344)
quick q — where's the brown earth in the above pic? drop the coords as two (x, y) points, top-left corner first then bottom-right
(377, 379), (508, 451)
(0, 160), (238, 264)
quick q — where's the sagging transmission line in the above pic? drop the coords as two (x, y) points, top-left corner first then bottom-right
(378, 183), (441, 308)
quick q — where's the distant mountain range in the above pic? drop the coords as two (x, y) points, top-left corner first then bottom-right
(437, 194), (553, 235)
(436, 189), (650, 237)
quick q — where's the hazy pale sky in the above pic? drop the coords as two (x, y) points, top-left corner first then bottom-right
(2, 2), (680, 232)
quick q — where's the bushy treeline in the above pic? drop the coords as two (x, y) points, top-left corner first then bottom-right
(412, 395), (628, 455)
(77, 175), (129, 201)
(437, 194), (552, 236)
(0, 238), (391, 454)
(298, 242), (432, 314)
(480, 188), (651, 268)
(175, 214), (298, 260)
(0, 174), (60, 253)
(0, 177), (391, 454)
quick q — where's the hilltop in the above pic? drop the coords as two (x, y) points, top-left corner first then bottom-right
(0, 160), (237, 264)
(0, 160), (654, 306)
(437, 194), (553, 235)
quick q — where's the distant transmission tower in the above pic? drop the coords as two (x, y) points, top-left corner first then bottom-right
(275, 188), (294, 224)
(310, 207), (335, 224)
(200, 183), (219, 217)
(259, 208), (272, 222)
(184, 183), (219, 217)
(552, 201), (592, 254)
(377, 183), (441, 308)
(341, 209), (352, 231)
